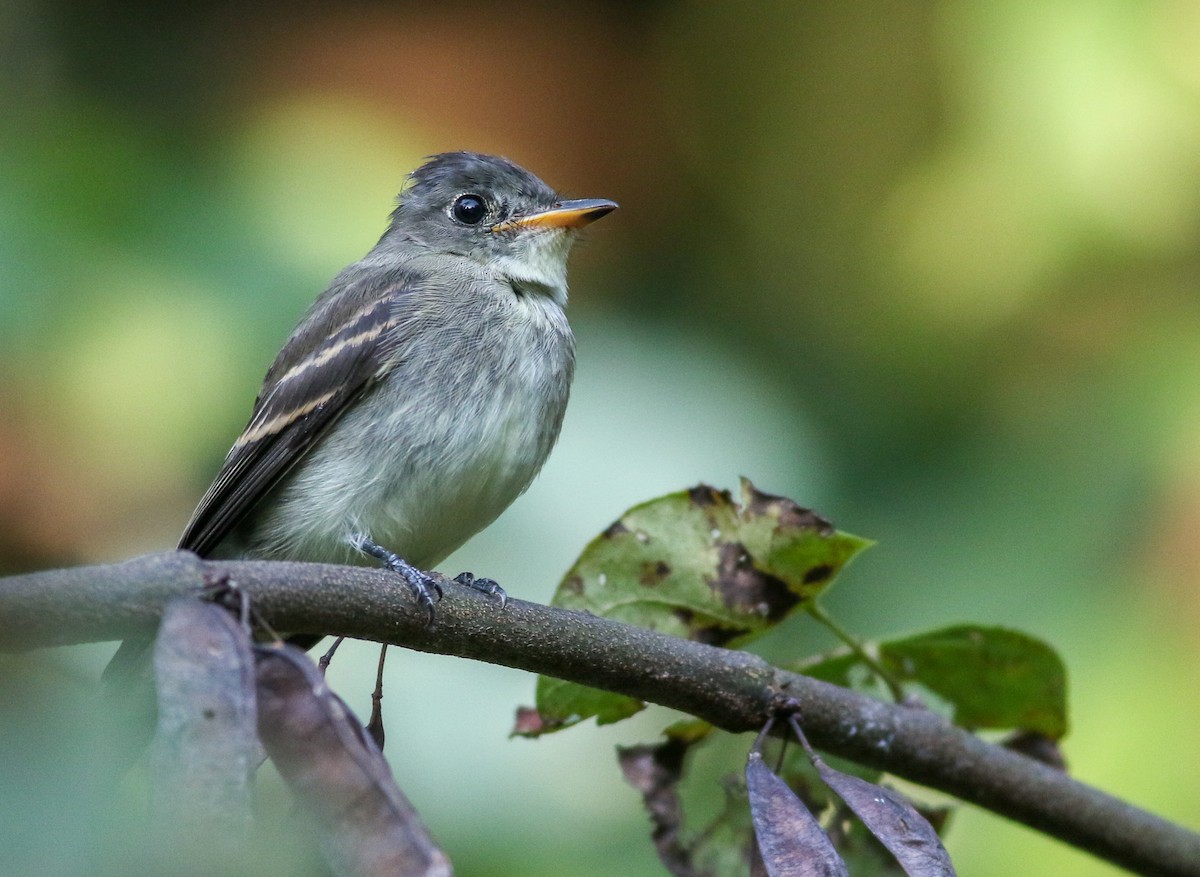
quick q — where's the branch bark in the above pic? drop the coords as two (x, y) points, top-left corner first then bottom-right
(2, 552), (1198, 877)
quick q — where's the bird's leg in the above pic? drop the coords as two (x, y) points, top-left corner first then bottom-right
(453, 571), (508, 608)
(350, 535), (442, 623)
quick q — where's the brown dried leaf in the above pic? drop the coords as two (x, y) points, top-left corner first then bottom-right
(149, 597), (257, 857)
(617, 740), (696, 877)
(255, 644), (451, 877)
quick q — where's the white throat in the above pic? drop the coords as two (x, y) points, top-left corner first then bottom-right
(490, 230), (575, 306)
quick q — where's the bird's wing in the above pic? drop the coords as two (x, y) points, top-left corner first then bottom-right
(178, 272), (412, 557)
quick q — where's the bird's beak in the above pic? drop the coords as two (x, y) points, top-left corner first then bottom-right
(491, 198), (618, 233)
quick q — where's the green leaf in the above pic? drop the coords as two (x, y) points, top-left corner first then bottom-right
(528, 480), (871, 734)
(801, 625), (1068, 739)
(554, 479), (870, 645)
(881, 626), (1067, 739)
(525, 675), (645, 735)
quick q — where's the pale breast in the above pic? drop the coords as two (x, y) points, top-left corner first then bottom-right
(241, 285), (575, 570)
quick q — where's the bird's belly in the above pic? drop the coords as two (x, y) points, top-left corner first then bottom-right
(243, 347), (568, 570)
(365, 406), (553, 567)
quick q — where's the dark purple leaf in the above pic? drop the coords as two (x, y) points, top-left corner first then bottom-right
(790, 716), (956, 877)
(746, 750), (848, 877)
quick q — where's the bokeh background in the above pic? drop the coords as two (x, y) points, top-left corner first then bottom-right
(3, 2), (1200, 874)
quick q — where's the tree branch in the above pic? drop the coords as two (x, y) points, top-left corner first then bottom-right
(2, 552), (1198, 877)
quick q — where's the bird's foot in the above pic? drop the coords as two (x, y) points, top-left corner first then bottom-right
(453, 571), (508, 608)
(353, 535), (442, 624)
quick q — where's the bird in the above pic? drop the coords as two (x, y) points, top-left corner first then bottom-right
(110, 151), (616, 668)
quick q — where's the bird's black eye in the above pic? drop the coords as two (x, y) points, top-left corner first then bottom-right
(452, 194), (487, 225)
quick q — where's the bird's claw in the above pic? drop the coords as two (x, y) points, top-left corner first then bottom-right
(453, 572), (508, 608)
(353, 535), (505, 622)
(353, 534), (442, 624)
(388, 562), (441, 625)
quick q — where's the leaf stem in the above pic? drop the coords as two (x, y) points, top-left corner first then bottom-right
(805, 602), (906, 703)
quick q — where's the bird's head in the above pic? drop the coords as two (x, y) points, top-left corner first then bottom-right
(384, 152), (617, 304)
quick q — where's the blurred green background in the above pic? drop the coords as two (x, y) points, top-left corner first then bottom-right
(3, 1), (1200, 874)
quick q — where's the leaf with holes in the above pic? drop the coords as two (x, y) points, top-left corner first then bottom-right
(521, 480), (870, 734)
